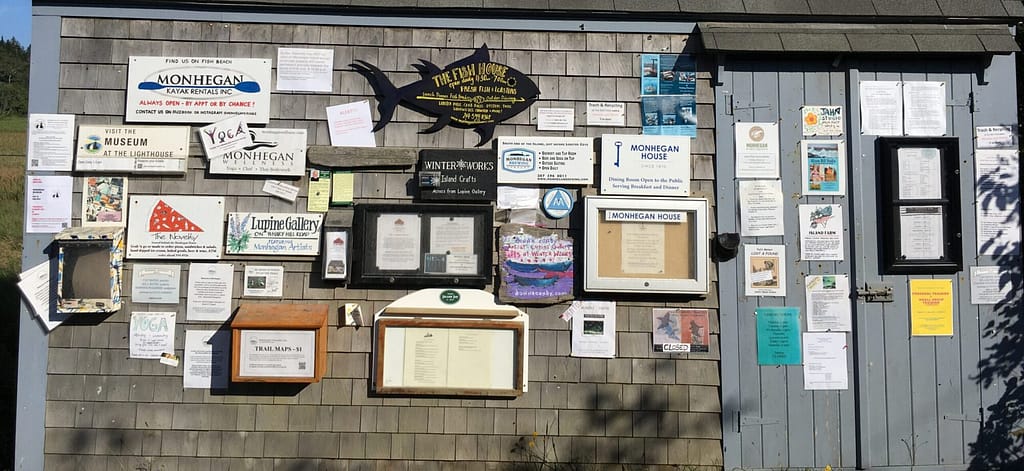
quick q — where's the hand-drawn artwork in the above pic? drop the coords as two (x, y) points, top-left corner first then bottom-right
(498, 224), (574, 304)
(351, 44), (540, 146)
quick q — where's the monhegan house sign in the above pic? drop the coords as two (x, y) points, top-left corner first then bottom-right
(351, 45), (539, 146)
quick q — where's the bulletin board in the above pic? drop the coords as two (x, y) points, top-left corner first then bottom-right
(585, 196), (708, 294)
(374, 318), (525, 397)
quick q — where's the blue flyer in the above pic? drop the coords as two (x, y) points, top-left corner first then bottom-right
(756, 306), (802, 365)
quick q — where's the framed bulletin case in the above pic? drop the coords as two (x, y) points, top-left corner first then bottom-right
(584, 196), (709, 294)
(230, 303), (328, 383)
(351, 204), (492, 287)
(877, 137), (963, 274)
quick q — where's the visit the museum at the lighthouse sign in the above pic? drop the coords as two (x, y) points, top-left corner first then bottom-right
(126, 56), (272, 123)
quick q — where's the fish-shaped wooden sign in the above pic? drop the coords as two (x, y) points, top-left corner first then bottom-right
(351, 45), (539, 146)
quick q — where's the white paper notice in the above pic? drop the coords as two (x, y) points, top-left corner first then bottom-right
(184, 329), (230, 389)
(745, 244), (786, 297)
(276, 47), (334, 92)
(805, 275), (852, 332)
(199, 115), (252, 158)
(898, 147), (942, 200)
(586, 102), (626, 127)
(25, 175), (72, 233)
(327, 100), (376, 147)
(976, 125), (1017, 149)
(130, 311), (176, 359)
(975, 149), (1020, 255)
(571, 301), (616, 358)
(799, 204), (845, 261)
(496, 186), (539, 210)
(131, 264), (181, 304)
(970, 266), (1013, 305)
(899, 206), (944, 259)
(186, 263), (234, 322)
(735, 122), (779, 178)
(902, 81), (946, 136)
(261, 180), (301, 202)
(375, 214), (421, 270)
(738, 180), (785, 237)
(17, 259), (70, 331)
(859, 81), (903, 136)
(243, 265), (284, 297)
(27, 113), (75, 171)
(803, 332), (848, 390)
(536, 108), (575, 131)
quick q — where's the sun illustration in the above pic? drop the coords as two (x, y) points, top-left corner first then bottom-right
(805, 112), (819, 125)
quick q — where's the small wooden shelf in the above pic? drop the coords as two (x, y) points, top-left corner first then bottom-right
(230, 303), (328, 383)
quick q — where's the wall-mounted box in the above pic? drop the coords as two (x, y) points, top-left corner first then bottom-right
(54, 227), (124, 313)
(584, 196), (709, 294)
(230, 303), (328, 383)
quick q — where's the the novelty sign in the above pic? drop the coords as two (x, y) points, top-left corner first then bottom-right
(126, 56), (272, 123)
(127, 196), (225, 259)
(601, 134), (690, 196)
(226, 213), (323, 256)
(76, 125), (189, 173)
(497, 136), (593, 184)
(209, 128), (307, 176)
(418, 149), (496, 201)
(351, 45), (539, 146)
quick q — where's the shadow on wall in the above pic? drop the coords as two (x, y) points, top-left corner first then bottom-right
(967, 129), (1024, 466)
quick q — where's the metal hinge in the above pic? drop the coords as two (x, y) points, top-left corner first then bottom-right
(856, 282), (893, 303)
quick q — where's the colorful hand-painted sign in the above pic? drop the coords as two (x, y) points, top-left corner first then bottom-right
(351, 45), (539, 146)
(498, 224), (574, 304)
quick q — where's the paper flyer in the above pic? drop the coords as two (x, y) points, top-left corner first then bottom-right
(799, 204), (845, 261)
(25, 175), (72, 233)
(738, 180), (785, 237)
(326, 100), (376, 146)
(27, 113), (75, 171)
(735, 122), (779, 178)
(276, 47), (334, 92)
(571, 301), (616, 358)
(910, 279), (954, 336)
(183, 329), (230, 389)
(652, 308), (709, 353)
(801, 140), (845, 196)
(970, 266), (1013, 305)
(801, 105), (843, 136)
(859, 81), (902, 136)
(186, 263), (234, 322)
(805, 274), (852, 332)
(130, 311), (176, 359)
(756, 306), (801, 365)
(744, 244), (786, 297)
(803, 332), (848, 390)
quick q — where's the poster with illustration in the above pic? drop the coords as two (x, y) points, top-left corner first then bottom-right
(82, 176), (127, 227)
(801, 140), (846, 195)
(498, 224), (574, 304)
(652, 308), (710, 353)
(744, 244), (786, 297)
(127, 196), (224, 259)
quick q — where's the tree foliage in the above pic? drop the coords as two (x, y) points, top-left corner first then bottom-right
(0, 37), (29, 116)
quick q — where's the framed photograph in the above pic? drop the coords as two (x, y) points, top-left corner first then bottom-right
(583, 196), (709, 294)
(82, 176), (127, 226)
(800, 140), (846, 195)
(877, 137), (962, 274)
(351, 204), (493, 287)
(322, 227), (350, 281)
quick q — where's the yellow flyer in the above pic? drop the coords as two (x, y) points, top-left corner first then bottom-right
(910, 279), (954, 336)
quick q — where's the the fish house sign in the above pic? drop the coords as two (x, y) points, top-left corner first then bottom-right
(352, 45), (539, 146)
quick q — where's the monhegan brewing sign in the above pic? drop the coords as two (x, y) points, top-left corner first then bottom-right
(126, 56), (272, 123)
(76, 125), (190, 173)
(351, 45), (539, 146)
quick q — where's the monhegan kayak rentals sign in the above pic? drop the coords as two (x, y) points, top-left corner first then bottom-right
(126, 56), (272, 123)
(351, 44), (539, 146)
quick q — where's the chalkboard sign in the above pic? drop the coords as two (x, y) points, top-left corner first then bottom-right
(418, 149), (497, 201)
(351, 45), (539, 146)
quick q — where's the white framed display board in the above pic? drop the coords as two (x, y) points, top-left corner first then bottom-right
(584, 196), (709, 294)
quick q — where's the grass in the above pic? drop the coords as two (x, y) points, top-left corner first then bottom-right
(0, 115), (25, 470)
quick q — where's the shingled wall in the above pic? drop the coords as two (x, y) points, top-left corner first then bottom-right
(42, 16), (721, 470)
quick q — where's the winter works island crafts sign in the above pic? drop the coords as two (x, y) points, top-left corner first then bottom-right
(351, 45), (539, 146)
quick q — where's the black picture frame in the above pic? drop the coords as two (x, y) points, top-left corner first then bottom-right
(321, 227), (351, 281)
(351, 204), (493, 287)
(877, 137), (963, 274)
